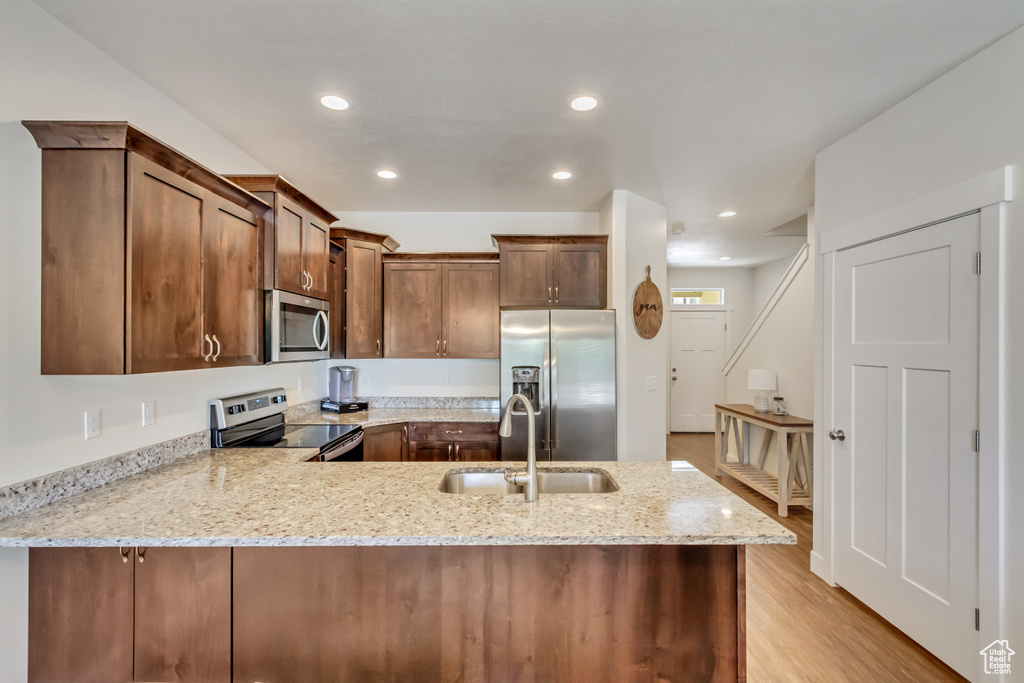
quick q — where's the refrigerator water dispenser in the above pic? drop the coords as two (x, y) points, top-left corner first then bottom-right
(510, 366), (541, 413)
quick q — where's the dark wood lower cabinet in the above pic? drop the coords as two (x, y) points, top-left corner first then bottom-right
(28, 547), (231, 683)
(408, 421), (500, 462)
(362, 422), (408, 461)
(232, 545), (745, 682)
(29, 547), (134, 683)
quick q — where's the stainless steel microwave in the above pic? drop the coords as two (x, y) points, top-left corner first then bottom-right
(265, 290), (330, 363)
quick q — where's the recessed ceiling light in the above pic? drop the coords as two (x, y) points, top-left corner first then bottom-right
(570, 95), (599, 111)
(320, 94), (350, 111)
(720, 257), (732, 261)
(377, 170), (397, 179)
(552, 171), (572, 180)
(718, 211), (737, 217)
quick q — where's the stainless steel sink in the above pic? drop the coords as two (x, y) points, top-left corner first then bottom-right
(439, 467), (619, 495)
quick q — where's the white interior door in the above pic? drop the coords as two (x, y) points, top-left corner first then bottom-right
(832, 213), (979, 679)
(670, 311), (726, 432)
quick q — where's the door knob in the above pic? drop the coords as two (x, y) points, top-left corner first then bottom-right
(829, 429), (846, 441)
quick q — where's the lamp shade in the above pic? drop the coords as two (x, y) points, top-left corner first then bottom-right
(747, 369), (776, 392)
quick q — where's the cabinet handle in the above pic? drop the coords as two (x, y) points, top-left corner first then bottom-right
(403, 426), (408, 440)
(548, 286), (552, 303)
(443, 340), (447, 356)
(446, 430), (463, 434)
(376, 339), (381, 356)
(212, 334), (221, 362)
(203, 334), (213, 361)
(136, 547), (146, 564)
(436, 339), (440, 356)
(555, 285), (559, 303)
(454, 443), (460, 461)
(447, 443), (453, 461)
(119, 547), (131, 563)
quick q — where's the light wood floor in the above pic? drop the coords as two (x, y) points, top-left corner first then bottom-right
(666, 433), (966, 683)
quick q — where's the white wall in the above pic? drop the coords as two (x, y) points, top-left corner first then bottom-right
(752, 255), (794, 312)
(0, 549), (27, 683)
(332, 211), (598, 252)
(815, 25), (1024, 664)
(667, 267), (754, 355)
(0, 0), (336, 492)
(329, 211), (600, 397)
(602, 190), (668, 461)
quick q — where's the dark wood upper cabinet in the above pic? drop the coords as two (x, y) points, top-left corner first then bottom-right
(29, 547), (231, 683)
(225, 175), (334, 301)
(443, 262), (500, 358)
(383, 255), (499, 359)
(384, 262), (443, 358)
(493, 235), (608, 309)
(331, 228), (399, 359)
(24, 121), (270, 375)
(328, 246), (346, 359)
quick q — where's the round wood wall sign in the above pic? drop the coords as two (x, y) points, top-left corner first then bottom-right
(632, 265), (663, 339)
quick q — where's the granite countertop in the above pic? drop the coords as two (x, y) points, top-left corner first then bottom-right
(0, 442), (795, 547)
(299, 407), (500, 427)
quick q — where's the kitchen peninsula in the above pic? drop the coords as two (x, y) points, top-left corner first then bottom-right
(0, 427), (793, 682)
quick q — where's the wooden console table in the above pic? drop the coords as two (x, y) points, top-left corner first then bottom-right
(714, 403), (812, 517)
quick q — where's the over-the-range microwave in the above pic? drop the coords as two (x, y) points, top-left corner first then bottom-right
(265, 290), (330, 363)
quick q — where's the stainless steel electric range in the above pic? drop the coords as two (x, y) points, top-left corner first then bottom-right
(209, 388), (362, 462)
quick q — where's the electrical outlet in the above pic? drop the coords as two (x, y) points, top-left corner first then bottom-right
(645, 376), (657, 392)
(84, 410), (101, 440)
(445, 374), (453, 386)
(142, 401), (155, 427)
(297, 377), (304, 391)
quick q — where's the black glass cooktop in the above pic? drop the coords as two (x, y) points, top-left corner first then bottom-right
(243, 423), (360, 449)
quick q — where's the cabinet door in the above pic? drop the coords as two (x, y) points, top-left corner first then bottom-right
(29, 547), (134, 683)
(455, 440), (500, 462)
(499, 243), (553, 308)
(134, 547), (232, 683)
(552, 242), (606, 308)
(304, 217), (329, 300)
(346, 239), (383, 358)
(128, 155), (205, 373)
(202, 196), (262, 367)
(384, 262), (443, 358)
(442, 263), (499, 358)
(363, 423), (408, 461)
(408, 440), (454, 462)
(329, 250), (346, 359)
(275, 197), (306, 296)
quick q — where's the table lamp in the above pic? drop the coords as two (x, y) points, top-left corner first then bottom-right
(747, 369), (776, 412)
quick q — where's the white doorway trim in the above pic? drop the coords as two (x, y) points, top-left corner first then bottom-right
(814, 166), (1011, 679)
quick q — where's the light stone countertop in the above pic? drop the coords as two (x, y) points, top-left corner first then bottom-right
(0, 442), (795, 547)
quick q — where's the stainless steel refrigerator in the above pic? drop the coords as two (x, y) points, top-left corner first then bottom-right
(500, 309), (616, 461)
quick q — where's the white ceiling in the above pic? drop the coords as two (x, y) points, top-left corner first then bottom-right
(31, 0), (1024, 266)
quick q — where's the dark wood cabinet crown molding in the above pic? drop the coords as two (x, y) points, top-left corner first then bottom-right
(224, 174), (337, 226)
(491, 234), (609, 247)
(382, 252), (498, 262)
(23, 121), (271, 218)
(330, 227), (401, 253)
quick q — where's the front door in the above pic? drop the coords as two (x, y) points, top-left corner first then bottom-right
(670, 311), (726, 432)
(832, 212), (979, 678)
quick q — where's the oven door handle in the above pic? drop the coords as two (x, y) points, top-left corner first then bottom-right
(313, 310), (328, 351)
(320, 430), (363, 462)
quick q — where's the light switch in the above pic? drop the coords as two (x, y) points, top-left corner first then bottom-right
(645, 376), (657, 392)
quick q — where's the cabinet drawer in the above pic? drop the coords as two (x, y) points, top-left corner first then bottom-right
(408, 421), (498, 442)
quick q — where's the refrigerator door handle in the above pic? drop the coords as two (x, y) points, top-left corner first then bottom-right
(550, 339), (558, 450)
(542, 340), (551, 450)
